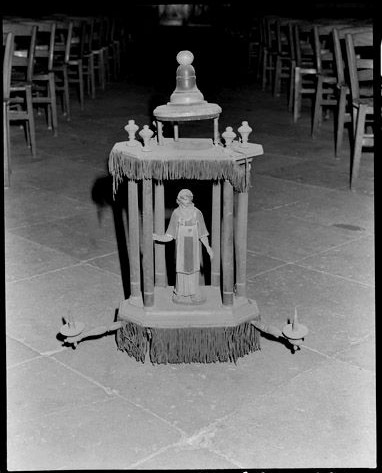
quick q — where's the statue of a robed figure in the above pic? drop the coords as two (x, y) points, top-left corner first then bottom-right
(153, 189), (213, 304)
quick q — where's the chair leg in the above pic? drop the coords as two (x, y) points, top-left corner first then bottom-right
(114, 40), (121, 75)
(63, 65), (71, 121)
(335, 87), (346, 157)
(312, 75), (323, 138)
(350, 105), (366, 190)
(293, 67), (301, 122)
(267, 54), (273, 90)
(256, 46), (263, 81)
(273, 55), (281, 97)
(262, 49), (268, 90)
(288, 62), (295, 112)
(89, 54), (96, 99)
(112, 44), (118, 79)
(103, 47), (110, 82)
(25, 85), (36, 158)
(3, 103), (11, 187)
(49, 72), (58, 136)
(77, 61), (84, 111)
(99, 52), (106, 90)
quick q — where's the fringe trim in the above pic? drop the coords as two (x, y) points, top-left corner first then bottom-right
(149, 322), (260, 364)
(116, 321), (149, 363)
(109, 150), (250, 194)
(116, 321), (260, 364)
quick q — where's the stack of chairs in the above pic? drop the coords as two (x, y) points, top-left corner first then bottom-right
(2, 14), (128, 187)
(254, 13), (374, 190)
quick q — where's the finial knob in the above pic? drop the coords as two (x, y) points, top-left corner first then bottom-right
(176, 50), (194, 66)
(139, 125), (154, 152)
(238, 121), (252, 148)
(124, 119), (140, 147)
(222, 126), (236, 147)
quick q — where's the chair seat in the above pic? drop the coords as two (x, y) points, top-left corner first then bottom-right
(14, 49), (28, 58)
(68, 59), (82, 66)
(10, 82), (31, 91)
(299, 67), (317, 74)
(319, 74), (337, 84)
(33, 71), (51, 80)
(353, 97), (373, 112)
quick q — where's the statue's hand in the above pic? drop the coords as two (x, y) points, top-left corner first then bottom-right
(153, 233), (173, 243)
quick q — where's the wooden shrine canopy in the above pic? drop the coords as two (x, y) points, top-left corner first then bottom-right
(109, 137), (263, 195)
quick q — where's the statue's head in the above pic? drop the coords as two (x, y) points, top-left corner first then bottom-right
(177, 189), (193, 207)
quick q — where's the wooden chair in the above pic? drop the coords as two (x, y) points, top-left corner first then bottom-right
(2, 21), (37, 158)
(345, 28), (374, 189)
(260, 16), (278, 90)
(52, 20), (73, 120)
(79, 17), (96, 98)
(247, 18), (261, 75)
(3, 32), (14, 187)
(273, 18), (296, 102)
(109, 17), (121, 78)
(332, 26), (373, 157)
(67, 18), (85, 111)
(311, 24), (343, 138)
(292, 22), (317, 122)
(22, 20), (58, 136)
(91, 17), (107, 90)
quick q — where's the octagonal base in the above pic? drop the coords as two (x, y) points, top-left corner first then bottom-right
(116, 286), (261, 364)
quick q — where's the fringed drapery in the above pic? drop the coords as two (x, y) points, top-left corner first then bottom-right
(116, 319), (261, 364)
(108, 140), (253, 195)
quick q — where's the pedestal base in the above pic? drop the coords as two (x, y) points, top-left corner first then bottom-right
(116, 286), (261, 364)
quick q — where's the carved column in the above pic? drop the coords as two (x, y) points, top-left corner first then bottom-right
(211, 181), (221, 287)
(142, 179), (154, 306)
(128, 180), (141, 297)
(235, 191), (248, 298)
(154, 181), (167, 286)
(222, 180), (234, 305)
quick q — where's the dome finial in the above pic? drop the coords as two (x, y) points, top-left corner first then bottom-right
(169, 50), (205, 105)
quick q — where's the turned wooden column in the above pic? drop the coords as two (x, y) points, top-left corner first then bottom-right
(173, 121), (179, 141)
(128, 180), (141, 297)
(154, 181), (167, 287)
(213, 117), (219, 143)
(221, 180), (234, 305)
(234, 191), (248, 298)
(142, 179), (154, 306)
(211, 181), (221, 287)
(156, 121), (164, 145)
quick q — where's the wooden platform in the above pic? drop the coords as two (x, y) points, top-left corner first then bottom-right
(118, 286), (260, 328)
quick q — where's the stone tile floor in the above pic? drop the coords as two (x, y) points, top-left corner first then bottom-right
(4, 60), (375, 470)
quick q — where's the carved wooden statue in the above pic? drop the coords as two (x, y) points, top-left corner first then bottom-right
(153, 189), (213, 304)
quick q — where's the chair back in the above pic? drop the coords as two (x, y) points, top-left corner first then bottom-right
(3, 32), (14, 100)
(68, 18), (84, 59)
(263, 16), (277, 51)
(2, 21), (37, 82)
(332, 25), (372, 87)
(293, 22), (314, 68)
(312, 24), (336, 74)
(345, 28), (373, 101)
(53, 20), (73, 64)
(77, 17), (94, 56)
(20, 20), (56, 71)
(275, 19), (295, 58)
(92, 17), (104, 50)
(109, 17), (116, 44)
